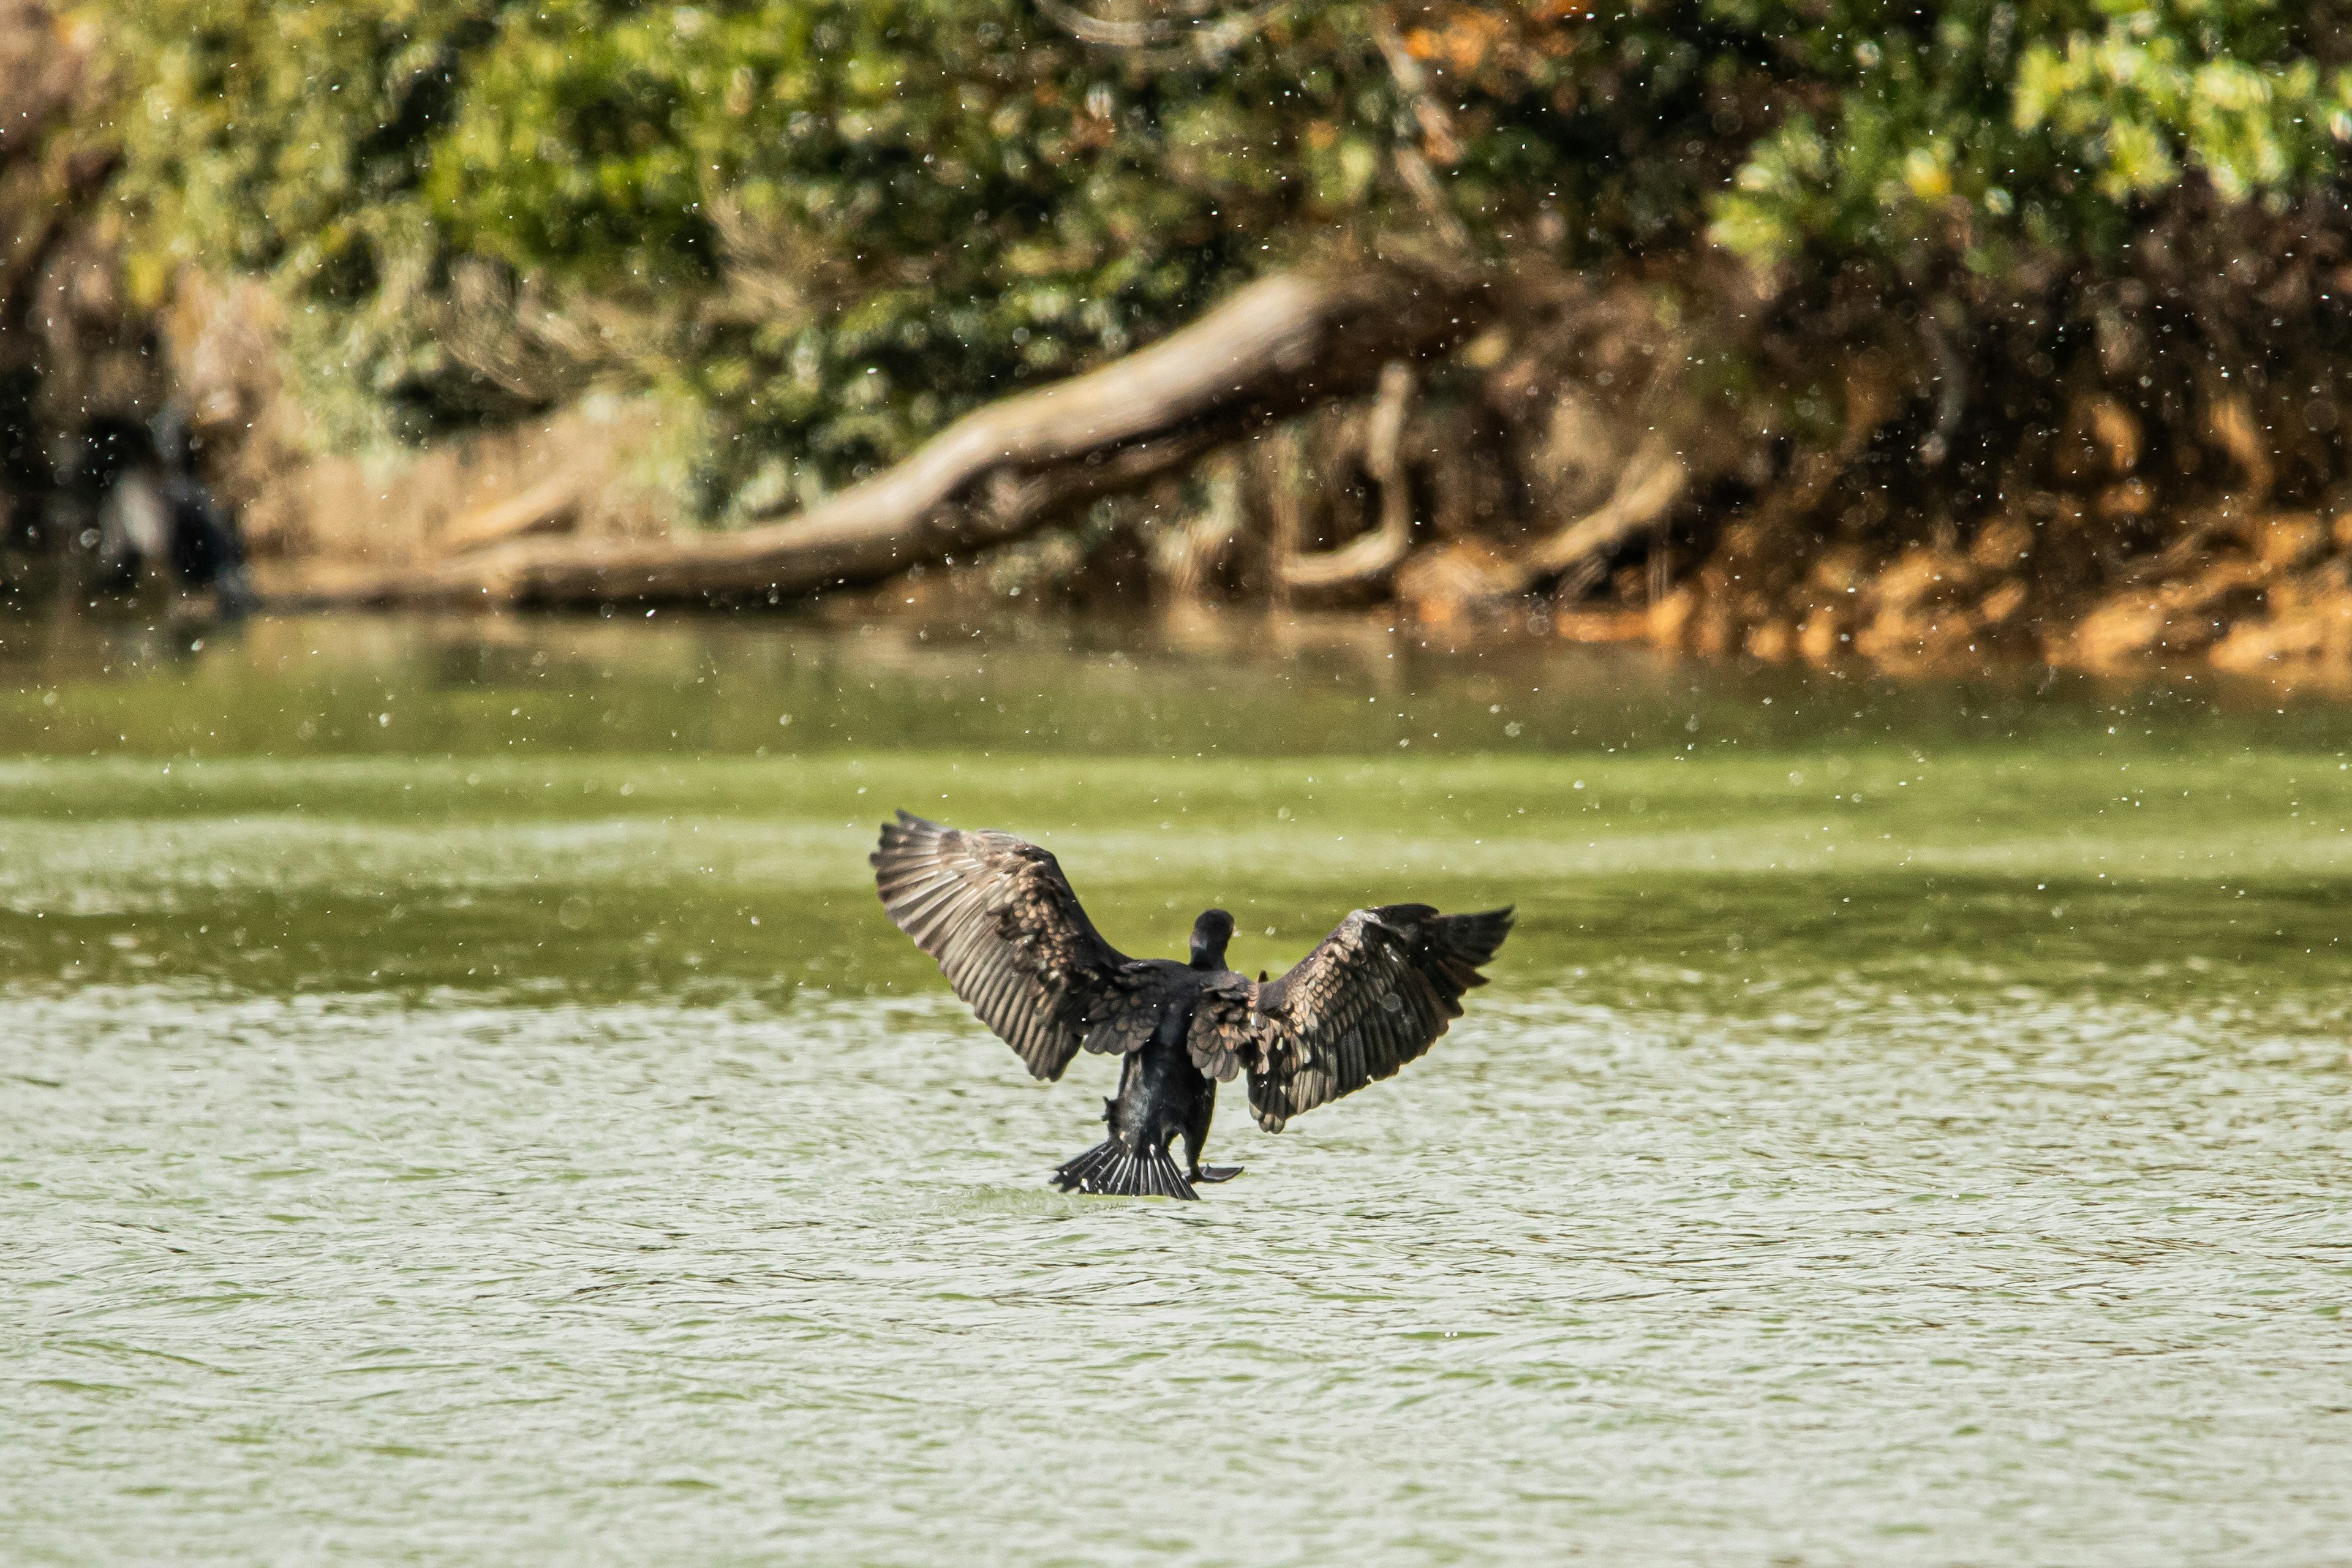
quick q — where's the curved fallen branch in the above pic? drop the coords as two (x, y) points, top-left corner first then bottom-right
(1281, 360), (1417, 594)
(1038, 0), (1280, 64)
(1917, 312), (1967, 467)
(290, 267), (1487, 610)
(440, 472), (578, 554)
(1513, 436), (1689, 589)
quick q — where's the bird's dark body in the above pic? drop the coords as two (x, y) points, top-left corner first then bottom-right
(1054, 962), (1239, 1200)
(872, 812), (1512, 1199)
(1110, 975), (1211, 1163)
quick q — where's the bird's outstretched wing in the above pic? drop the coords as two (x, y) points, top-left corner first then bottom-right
(1187, 904), (1513, 1131)
(873, 812), (1158, 1080)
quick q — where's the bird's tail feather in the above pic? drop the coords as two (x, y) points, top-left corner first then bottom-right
(1050, 1139), (1198, 1200)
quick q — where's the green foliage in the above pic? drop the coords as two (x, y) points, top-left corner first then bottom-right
(92, 0), (506, 441)
(1716, 1), (2352, 273)
(2013, 7), (2351, 203)
(81, 0), (2352, 508)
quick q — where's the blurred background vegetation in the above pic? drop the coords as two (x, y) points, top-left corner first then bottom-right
(10, 1), (2352, 673)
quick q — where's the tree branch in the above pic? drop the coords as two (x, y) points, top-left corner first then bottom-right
(285, 267), (1489, 610)
(1281, 360), (1418, 592)
(1514, 436), (1687, 588)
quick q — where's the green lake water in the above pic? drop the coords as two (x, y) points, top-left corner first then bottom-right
(5, 612), (2351, 1564)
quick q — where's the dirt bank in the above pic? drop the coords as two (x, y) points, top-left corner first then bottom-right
(23, 235), (2352, 692)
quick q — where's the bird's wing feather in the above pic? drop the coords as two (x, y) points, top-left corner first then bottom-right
(873, 812), (1145, 1080)
(1188, 903), (1513, 1131)
(1186, 971), (1257, 1084)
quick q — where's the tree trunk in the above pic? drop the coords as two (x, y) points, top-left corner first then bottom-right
(292, 266), (1488, 610)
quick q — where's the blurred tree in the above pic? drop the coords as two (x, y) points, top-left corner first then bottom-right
(74, 0), (2352, 516)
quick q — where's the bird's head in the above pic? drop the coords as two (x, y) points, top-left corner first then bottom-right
(1189, 908), (1235, 970)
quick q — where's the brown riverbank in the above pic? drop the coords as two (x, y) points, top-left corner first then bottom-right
(12, 0), (2352, 692)
(233, 379), (2352, 693)
(14, 62), (2352, 695)
(214, 224), (2352, 692)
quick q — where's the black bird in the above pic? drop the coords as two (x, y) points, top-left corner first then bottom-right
(872, 812), (1513, 1199)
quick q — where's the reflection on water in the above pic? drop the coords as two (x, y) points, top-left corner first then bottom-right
(4, 608), (2350, 757)
(5, 612), (2351, 1562)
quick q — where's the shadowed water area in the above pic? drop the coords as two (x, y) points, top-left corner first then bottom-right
(5, 612), (2351, 1564)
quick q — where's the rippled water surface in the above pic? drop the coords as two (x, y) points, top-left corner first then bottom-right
(7, 614), (2352, 1564)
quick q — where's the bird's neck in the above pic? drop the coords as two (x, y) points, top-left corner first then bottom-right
(1189, 944), (1225, 971)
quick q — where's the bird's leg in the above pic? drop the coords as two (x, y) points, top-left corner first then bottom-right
(1183, 1076), (1243, 1185)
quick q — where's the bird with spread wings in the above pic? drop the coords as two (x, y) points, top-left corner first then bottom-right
(873, 811), (1512, 1199)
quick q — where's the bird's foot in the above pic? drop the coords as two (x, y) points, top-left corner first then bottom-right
(1190, 1165), (1243, 1184)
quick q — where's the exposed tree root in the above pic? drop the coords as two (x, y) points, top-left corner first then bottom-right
(1280, 361), (1418, 594)
(1510, 436), (1687, 589)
